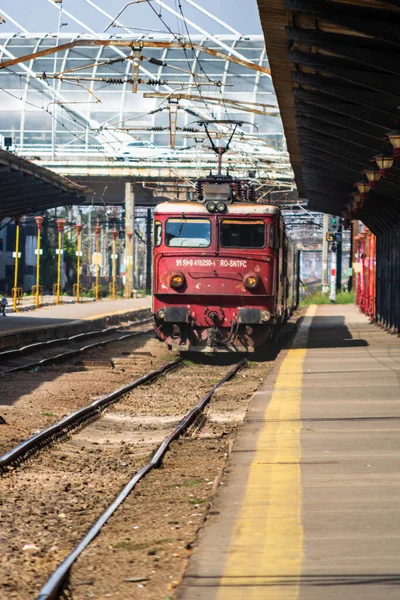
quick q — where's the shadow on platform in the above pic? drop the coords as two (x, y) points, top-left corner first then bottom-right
(304, 316), (368, 349)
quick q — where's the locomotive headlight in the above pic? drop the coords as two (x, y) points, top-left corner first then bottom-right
(206, 201), (216, 212)
(261, 310), (271, 322)
(170, 272), (186, 289)
(244, 273), (259, 289)
(157, 308), (166, 320)
(216, 202), (227, 213)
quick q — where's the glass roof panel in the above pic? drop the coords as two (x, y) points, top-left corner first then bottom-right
(0, 34), (286, 158)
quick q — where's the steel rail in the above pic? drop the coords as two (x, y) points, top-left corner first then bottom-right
(0, 357), (182, 473)
(0, 317), (152, 362)
(0, 323), (153, 375)
(0, 329), (153, 375)
(35, 358), (246, 600)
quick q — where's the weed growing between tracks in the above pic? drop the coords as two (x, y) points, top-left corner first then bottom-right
(0, 349), (268, 600)
(0, 331), (160, 455)
(66, 362), (267, 600)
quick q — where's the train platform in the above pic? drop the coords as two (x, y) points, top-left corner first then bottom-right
(178, 304), (400, 600)
(0, 297), (151, 349)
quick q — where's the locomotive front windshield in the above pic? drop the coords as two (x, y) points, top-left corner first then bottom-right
(220, 220), (266, 248)
(165, 218), (211, 248)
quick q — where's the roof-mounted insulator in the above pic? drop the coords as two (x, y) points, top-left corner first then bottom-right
(149, 57), (166, 66)
(138, 78), (167, 86)
(102, 77), (127, 84)
(106, 57), (126, 65)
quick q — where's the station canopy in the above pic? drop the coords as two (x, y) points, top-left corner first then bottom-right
(0, 148), (91, 218)
(258, 0), (400, 232)
(0, 33), (286, 162)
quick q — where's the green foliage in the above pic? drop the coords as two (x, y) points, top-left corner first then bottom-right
(301, 289), (355, 306)
(61, 236), (77, 289)
(39, 222), (56, 291)
(301, 291), (330, 306)
(336, 290), (355, 304)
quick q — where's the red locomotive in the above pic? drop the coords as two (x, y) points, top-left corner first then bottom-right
(152, 120), (299, 353)
(152, 181), (299, 352)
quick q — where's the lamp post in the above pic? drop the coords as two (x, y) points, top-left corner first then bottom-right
(75, 223), (83, 302)
(354, 181), (371, 199)
(94, 223), (101, 301)
(372, 154), (394, 177)
(125, 231), (133, 299)
(362, 168), (381, 188)
(12, 217), (21, 312)
(55, 218), (66, 304)
(387, 129), (400, 156)
(111, 227), (118, 299)
(34, 216), (44, 308)
(350, 192), (364, 214)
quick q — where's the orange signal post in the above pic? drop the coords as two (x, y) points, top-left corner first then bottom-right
(55, 218), (66, 304)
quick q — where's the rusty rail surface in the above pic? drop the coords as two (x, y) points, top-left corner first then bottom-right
(35, 358), (246, 600)
(0, 320), (153, 375)
(0, 357), (182, 472)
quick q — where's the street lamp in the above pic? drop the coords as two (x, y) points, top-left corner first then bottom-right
(350, 192), (363, 213)
(387, 129), (400, 156)
(55, 218), (66, 304)
(125, 231), (133, 299)
(372, 153), (394, 177)
(354, 181), (371, 198)
(75, 223), (83, 302)
(12, 216), (21, 312)
(94, 223), (101, 301)
(362, 168), (381, 188)
(111, 228), (118, 299)
(34, 216), (44, 308)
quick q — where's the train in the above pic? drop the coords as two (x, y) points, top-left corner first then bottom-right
(152, 172), (299, 353)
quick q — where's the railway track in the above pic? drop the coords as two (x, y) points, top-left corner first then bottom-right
(0, 357), (182, 472)
(0, 318), (152, 375)
(35, 360), (246, 600)
(0, 354), (262, 600)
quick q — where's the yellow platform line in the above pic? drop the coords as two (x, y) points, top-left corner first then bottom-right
(216, 305), (316, 599)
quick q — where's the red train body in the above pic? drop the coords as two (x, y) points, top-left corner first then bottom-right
(152, 199), (299, 352)
(355, 228), (376, 320)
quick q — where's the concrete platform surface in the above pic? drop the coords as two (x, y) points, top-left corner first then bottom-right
(0, 297), (151, 337)
(178, 304), (400, 600)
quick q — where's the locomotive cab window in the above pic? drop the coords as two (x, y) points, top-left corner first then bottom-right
(220, 220), (265, 248)
(165, 218), (211, 248)
(268, 223), (279, 249)
(154, 221), (162, 247)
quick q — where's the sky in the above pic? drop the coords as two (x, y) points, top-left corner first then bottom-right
(0, 0), (263, 36)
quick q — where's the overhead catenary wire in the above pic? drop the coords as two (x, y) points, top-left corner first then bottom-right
(145, 0), (216, 121)
(0, 77), (101, 152)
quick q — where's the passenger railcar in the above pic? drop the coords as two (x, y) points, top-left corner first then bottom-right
(152, 179), (298, 352)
